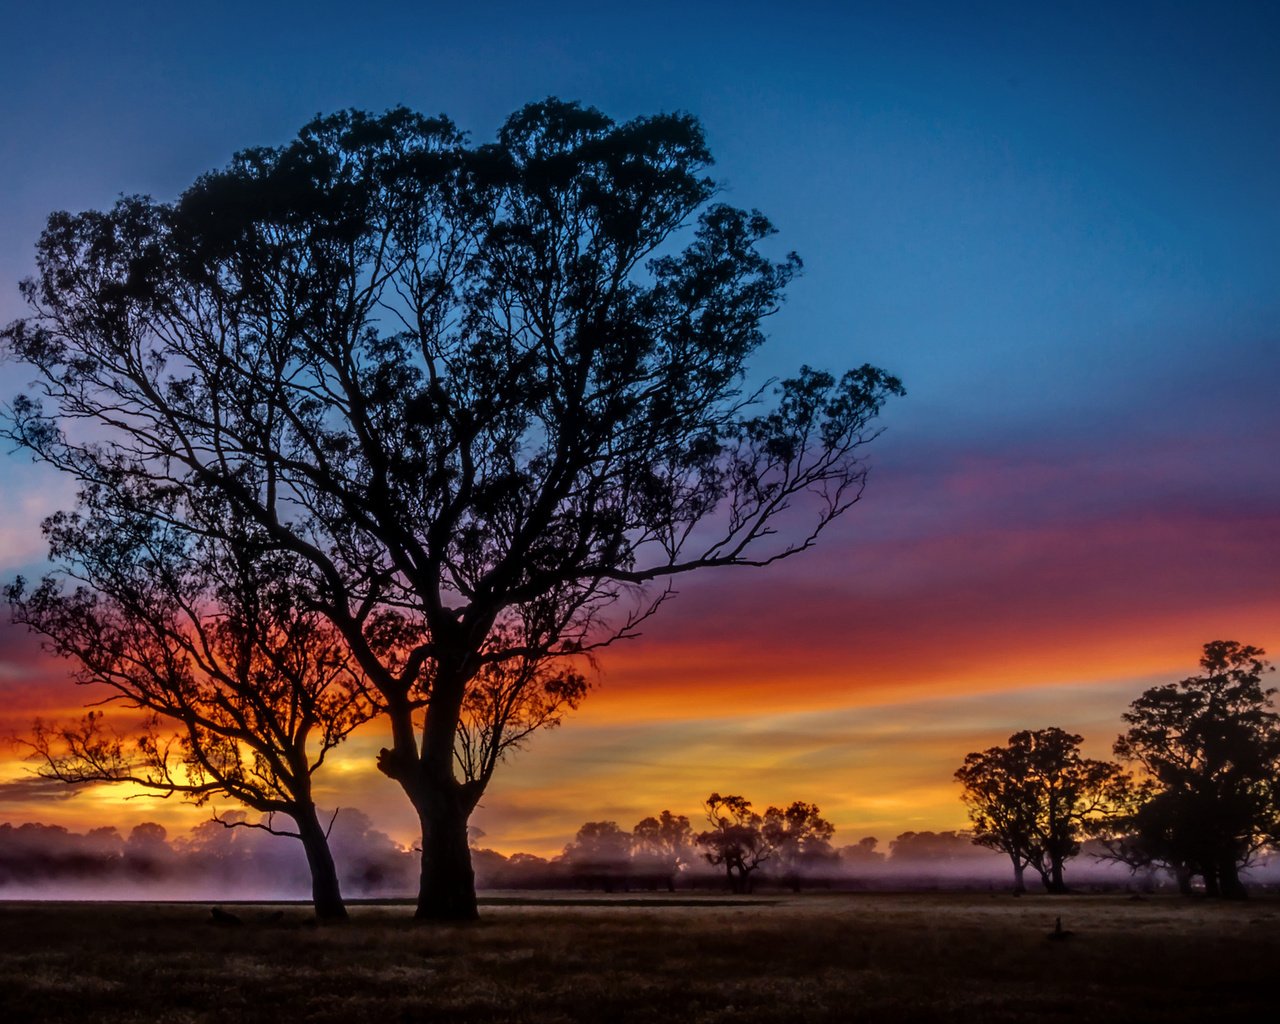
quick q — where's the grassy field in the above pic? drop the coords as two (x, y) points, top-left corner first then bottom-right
(1, 892), (1276, 1022)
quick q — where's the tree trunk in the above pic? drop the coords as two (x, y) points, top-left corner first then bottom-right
(1217, 857), (1247, 900)
(415, 787), (479, 921)
(405, 654), (482, 923)
(1174, 865), (1193, 895)
(1047, 856), (1067, 894)
(1202, 861), (1220, 898)
(295, 808), (348, 922)
(1011, 859), (1026, 895)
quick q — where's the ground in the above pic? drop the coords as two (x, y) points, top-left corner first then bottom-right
(0, 893), (1275, 1022)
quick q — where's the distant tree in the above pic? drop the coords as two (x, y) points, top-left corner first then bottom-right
(631, 810), (694, 890)
(122, 823), (174, 878)
(838, 836), (885, 870)
(1112, 641), (1280, 899)
(468, 847), (511, 889)
(504, 852), (553, 885)
(561, 821), (633, 890)
(762, 801), (836, 892)
(697, 793), (773, 894)
(955, 728), (1121, 893)
(0, 822), (133, 885)
(2, 99), (902, 920)
(8, 490), (374, 920)
(886, 830), (990, 864)
(326, 808), (414, 895)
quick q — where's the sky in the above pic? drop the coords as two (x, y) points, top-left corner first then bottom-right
(0, 0), (1277, 856)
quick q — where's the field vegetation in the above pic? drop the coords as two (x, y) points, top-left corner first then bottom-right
(1, 893), (1275, 1022)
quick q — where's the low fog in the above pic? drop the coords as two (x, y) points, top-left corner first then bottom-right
(9, 817), (1274, 900)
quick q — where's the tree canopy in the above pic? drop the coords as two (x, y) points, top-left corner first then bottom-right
(1110, 640), (1279, 898)
(3, 98), (902, 920)
(955, 727), (1120, 893)
(7, 488), (371, 919)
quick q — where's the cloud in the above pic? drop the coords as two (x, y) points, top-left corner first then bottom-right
(0, 773), (90, 803)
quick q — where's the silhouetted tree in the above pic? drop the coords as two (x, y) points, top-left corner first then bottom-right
(838, 836), (885, 870)
(2, 99), (902, 920)
(123, 823), (173, 878)
(561, 821), (632, 890)
(762, 801), (836, 891)
(631, 810), (694, 890)
(1090, 779), (1199, 893)
(955, 728), (1120, 893)
(697, 793), (773, 894)
(1112, 641), (1280, 899)
(454, 647), (589, 802)
(886, 830), (989, 864)
(8, 490), (373, 920)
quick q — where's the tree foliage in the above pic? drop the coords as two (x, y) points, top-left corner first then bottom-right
(696, 793), (773, 894)
(2, 99), (902, 919)
(6, 488), (372, 919)
(631, 810), (694, 885)
(762, 800), (835, 891)
(1110, 640), (1280, 898)
(955, 727), (1120, 893)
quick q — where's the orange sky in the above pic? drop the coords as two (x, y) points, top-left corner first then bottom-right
(3, 449), (1276, 856)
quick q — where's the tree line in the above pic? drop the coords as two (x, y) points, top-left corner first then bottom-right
(11, 636), (1271, 904)
(0, 810), (1010, 897)
(545, 797), (836, 894)
(956, 640), (1280, 899)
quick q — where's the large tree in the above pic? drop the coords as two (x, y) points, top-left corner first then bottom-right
(1112, 641), (1280, 899)
(955, 727), (1120, 893)
(762, 800), (836, 892)
(697, 793), (772, 894)
(7, 488), (372, 920)
(2, 99), (902, 920)
(631, 810), (694, 890)
(559, 820), (632, 890)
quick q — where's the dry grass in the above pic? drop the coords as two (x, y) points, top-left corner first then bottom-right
(1, 892), (1276, 1022)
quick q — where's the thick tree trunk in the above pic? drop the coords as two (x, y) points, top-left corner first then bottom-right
(1174, 865), (1193, 895)
(385, 652), (482, 923)
(1217, 857), (1247, 900)
(295, 809), (348, 921)
(1047, 857), (1067, 894)
(1202, 862), (1221, 898)
(415, 786), (479, 921)
(1011, 859), (1026, 895)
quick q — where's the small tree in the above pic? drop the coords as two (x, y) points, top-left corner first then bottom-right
(1113, 641), (1280, 899)
(955, 728), (1120, 893)
(762, 801), (836, 892)
(631, 810), (694, 890)
(697, 793), (773, 894)
(8, 490), (373, 920)
(838, 836), (885, 871)
(561, 821), (632, 890)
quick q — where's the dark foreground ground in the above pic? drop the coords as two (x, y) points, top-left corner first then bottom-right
(1, 892), (1276, 1023)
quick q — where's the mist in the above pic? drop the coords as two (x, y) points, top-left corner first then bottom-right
(0, 812), (416, 902)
